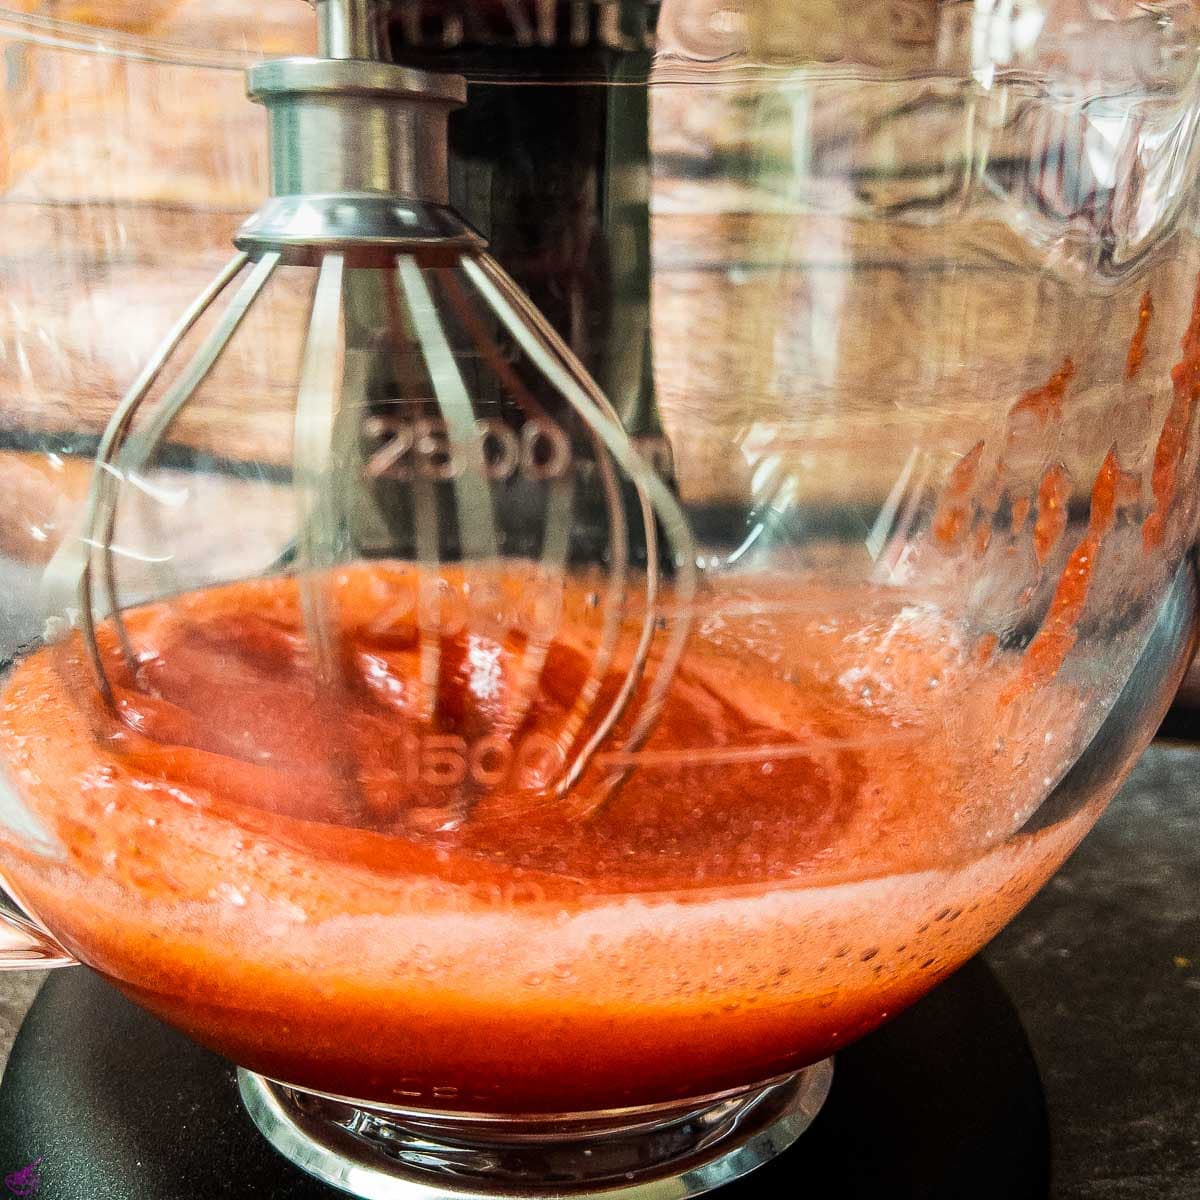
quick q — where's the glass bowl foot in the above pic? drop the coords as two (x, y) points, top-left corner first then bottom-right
(238, 1061), (834, 1200)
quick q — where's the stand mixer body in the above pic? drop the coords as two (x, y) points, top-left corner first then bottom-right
(0, 2), (1199, 1197)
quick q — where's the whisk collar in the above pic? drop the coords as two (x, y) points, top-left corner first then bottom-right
(234, 194), (484, 266)
(247, 57), (466, 210)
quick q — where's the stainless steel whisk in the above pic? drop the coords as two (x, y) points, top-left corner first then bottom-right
(58, 0), (696, 805)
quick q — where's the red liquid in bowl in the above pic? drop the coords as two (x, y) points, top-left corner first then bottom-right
(0, 565), (1103, 1112)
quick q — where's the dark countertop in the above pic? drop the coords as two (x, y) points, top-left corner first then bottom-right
(987, 742), (1200, 1199)
(1, 742), (1197, 1198)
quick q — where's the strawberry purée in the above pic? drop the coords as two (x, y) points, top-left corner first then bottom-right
(0, 565), (1100, 1113)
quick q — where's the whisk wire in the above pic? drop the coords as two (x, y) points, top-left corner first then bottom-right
(462, 255), (698, 800)
(103, 252), (283, 647)
(67, 251), (252, 705)
(399, 255), (513, 728)
(434, 264), (616, 741)
(291, 252), (373, 823)
(293, 252), (346, 684)
(396, 256), (499, 564)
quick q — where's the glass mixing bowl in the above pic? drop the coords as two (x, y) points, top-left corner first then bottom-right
(1, 2), (1199, 1198)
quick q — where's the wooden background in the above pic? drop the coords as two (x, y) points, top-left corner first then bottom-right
(1, 0), (1199, 566)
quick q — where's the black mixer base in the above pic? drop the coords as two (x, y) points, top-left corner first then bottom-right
(0, 959), (1048, 1199)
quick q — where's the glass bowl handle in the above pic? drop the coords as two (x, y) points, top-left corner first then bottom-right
(0, 887), (75, 970)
